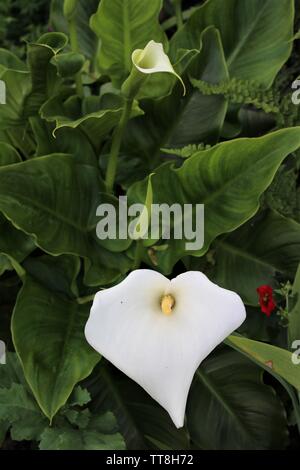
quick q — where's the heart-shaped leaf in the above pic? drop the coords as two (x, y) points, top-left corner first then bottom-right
(189, 210), (300, 305)
(90, 0), (165, 86)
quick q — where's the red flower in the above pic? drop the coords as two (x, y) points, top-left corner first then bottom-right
(257, 285), (276, 317)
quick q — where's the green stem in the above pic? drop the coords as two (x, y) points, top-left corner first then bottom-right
(225, 337), (300, 434)
(132, 240), (144, 270)
(105, 98), (133, 193)
(68, 17), (83, 97)
(174, 0), (183, 30)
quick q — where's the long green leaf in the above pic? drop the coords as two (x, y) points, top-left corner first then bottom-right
(171, 0), (294, 86)
(226, 335), (300, 391)
(129, 128), (300, 273)
(189, 210), (300, 305)
(0, 153), (131, 285)
(187, 348), (288, 449)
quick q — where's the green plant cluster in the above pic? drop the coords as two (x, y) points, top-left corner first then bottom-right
(1, 0), (300, 450)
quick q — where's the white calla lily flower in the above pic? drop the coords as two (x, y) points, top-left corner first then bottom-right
(85, 269), (246, 428)
(122, 40), (186, 98)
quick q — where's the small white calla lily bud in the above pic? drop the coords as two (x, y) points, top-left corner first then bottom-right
(85, 270), (246, 428)
(122, 40), (186, 99)
(129, 173), (154, 240)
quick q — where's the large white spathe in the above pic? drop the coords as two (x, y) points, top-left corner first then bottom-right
(85, 270), (246, 428)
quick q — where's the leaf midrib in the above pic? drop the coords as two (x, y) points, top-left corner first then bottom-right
(226, 2), (269, 69)
(100, 365), (147, 449)
(181, 137), (290, 207)
(123, 0), (132, 72)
